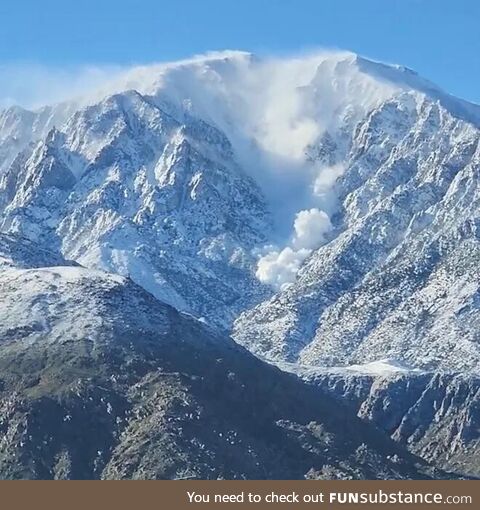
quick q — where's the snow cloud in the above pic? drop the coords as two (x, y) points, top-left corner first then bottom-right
(256, 246), (311, 290)
(256, 207), (333, 290)
(293, 208), (332, 249)
(0, 63), (128, 109)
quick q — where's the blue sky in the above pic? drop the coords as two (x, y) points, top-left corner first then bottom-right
(1, 0), (479, 103)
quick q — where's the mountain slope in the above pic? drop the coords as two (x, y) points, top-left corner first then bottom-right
(0, 235), (441, 480)
(0, 89), (272, 330)
(233, 84), (480, 372)
(302, 369), (480, 478)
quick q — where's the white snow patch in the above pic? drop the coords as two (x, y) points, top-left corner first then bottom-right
(277, 359), (423, 377)
(340, 359), (422, 375)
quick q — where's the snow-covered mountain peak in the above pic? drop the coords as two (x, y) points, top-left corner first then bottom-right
(3, 50), (478, 173)
(1, 49), (480, 366)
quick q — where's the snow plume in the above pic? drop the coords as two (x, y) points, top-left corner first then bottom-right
(256, 247), (311, 290)
(0, 63), (127, 109)
(314, 163), (346, 201)
(254, 162), (341, 291)
(256, 208), (332, 290)
(293, 208), (332, 249)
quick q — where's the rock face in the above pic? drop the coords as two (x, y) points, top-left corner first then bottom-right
(0, 235), (439, 480)
(304, 370), (480, 478)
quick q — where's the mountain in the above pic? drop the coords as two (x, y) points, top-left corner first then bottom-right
(0, 50), (479, 479)
(0, 233), (442, 480)
(294, 367), (480, 478)
(0, 87), (272, 331)
(1, 51), (479, 370)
